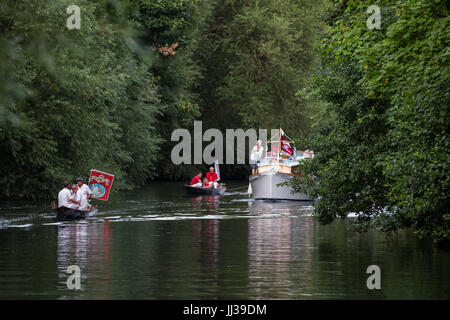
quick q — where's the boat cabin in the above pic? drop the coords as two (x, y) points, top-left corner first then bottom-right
(255, 129), (314, 176)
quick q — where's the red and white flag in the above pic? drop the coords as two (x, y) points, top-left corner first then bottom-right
(88, 169), (115, 201)
(280, 134), (294, 156)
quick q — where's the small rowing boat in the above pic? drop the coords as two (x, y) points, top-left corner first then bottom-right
(52, 202), (98, 221)
(54, 207), (87, 221)
(185, 159), (226, 196)
(184, 185), (227, 196)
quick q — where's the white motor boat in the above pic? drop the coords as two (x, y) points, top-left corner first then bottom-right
(249, 129), (313, 201)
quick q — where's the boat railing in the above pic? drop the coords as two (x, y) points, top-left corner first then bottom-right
(260, 150), (313, 166)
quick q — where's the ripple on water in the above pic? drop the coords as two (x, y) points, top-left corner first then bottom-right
(0, 188), (316, 228)
(1, 223), (33, 229)
(231, 198), (254, 202)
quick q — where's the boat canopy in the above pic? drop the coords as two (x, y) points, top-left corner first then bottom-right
(261, 128), (313, 163)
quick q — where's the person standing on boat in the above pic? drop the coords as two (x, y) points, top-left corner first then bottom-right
(58, 181), (73, 209)
(206, 167), (218, 188)
(76, 177), (92, 199)
(76, 177), (92, 211)
(250, 140), (264, 175)
(190, 173), (203, 187)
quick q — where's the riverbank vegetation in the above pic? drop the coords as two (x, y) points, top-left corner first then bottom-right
(0, 0), (211, 197)
(0, 1), (448, 241)
(290, 0), (449, 242)
(0, 0), (324, 196)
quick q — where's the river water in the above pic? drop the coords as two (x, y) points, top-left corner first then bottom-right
(0, 182), (449, 299)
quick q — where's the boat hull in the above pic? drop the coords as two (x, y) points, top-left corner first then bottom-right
(54, 207), (87, 221)
(249, 172), (311, 201)
(184, 185), (226, 196)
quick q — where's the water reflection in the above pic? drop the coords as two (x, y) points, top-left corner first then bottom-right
(203, 196), (220, 211)
(248, 200), (313, 216)
(248, 217), (292, 298)
(189, 196), (203, 210)
(56, 222), (113, 299)
(190, 219), (220, 298)
(247, 209), (315, 299)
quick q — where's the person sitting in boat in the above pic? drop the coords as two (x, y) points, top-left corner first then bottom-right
(75, 177), (92, 211)
(57, 181), (73, 209)
(206, 167), (219, 188)
(68, 184), (81, 209)
(190, 173), (203, 187)
(203, 178), (213, 188)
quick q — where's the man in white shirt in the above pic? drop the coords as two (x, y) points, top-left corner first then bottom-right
(78, 190), (90, 211)
(250, 140), (265, 175)
(76, 177), (92, 211)
(68, 184), (80, 209)
(58, 181), (73, 209)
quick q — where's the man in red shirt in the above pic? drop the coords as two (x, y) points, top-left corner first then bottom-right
(205, 167), (218, 188)
(203, 178), (212, 188)
(190, 173), (202, 187)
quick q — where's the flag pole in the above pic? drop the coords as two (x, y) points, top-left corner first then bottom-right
(279, 128), (282, 160)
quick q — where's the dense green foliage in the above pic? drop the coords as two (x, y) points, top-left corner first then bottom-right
(0, 0), (322, 197)
(190, 0), (324, 179)
(1, 0), (157, 198)
(291, 0), (449, 242)
(0, 0), (209, 198)
(195, 0), (324, 136)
